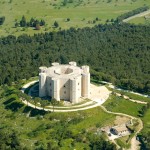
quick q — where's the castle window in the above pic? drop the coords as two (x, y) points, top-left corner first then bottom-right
(78, 83), (79, 85)
(50, 83), (51, 86)
(64, 91), (66, 94)
(64, 85), (66, 88)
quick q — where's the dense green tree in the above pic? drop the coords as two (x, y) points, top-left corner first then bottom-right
(0, 16), (5, 25)
(0, 130), (23, 150)
(20, 15), (27, 27)
(51, 99), (59, 112)
(33, 97), (40, 108)
(54, 21), (59, 28)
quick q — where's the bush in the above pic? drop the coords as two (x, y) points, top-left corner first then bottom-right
(0, 16), (5, 25)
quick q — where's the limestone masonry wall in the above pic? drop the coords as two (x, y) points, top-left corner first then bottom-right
(39, 62), (90, 103)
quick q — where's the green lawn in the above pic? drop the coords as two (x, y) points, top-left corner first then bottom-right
(115, 135), (131, 149)
(128, 16), (150, 25)
(0, 0), (150, 37)
(103, 94), (145, 117)
(142, 108), (150, 134)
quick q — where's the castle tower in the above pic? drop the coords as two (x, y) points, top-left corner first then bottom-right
(81, 66), (90, 98)
(39, 66), (47, 97)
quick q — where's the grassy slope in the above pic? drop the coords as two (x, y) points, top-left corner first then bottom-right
(142, 108), (150, 134)
(108, 87), (150, 102)
(103, 94), (145, 117)
(0, 86), (116, 149)
(0, 0), (150, 36)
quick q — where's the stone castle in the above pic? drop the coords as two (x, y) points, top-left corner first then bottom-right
(39, 62), (90, 103)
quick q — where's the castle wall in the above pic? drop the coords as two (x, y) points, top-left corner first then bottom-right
(70, 76), (81, 103)
(46, 77), (52, 97)
(59, 79), (70, 101)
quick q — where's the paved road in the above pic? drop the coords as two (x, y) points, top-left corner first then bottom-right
(123, 9), (150, 22)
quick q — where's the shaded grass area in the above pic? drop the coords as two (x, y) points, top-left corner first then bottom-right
(24, 81), (38, 94)
(0, 0), (150, 37)
(90, 78), (106, 86)
(103, 94), (145, 117)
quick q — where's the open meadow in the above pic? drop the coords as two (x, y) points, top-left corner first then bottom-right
(0, 0), (150, 36)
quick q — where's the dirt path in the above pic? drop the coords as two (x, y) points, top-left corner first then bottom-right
(130, 118), (143, 150)
(115, 92), (147, 105)
(123, 9), (150, 22)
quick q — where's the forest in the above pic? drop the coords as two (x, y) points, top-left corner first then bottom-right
(0, 23), (150, 95)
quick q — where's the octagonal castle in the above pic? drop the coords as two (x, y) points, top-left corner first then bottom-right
(39, 62), (90, 103)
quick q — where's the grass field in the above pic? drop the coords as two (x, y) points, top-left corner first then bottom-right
(0, 0), (150, 37)
(103, 94), (145, 117)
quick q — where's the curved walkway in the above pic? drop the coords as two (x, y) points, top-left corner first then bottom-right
(21, 80), (111, 112)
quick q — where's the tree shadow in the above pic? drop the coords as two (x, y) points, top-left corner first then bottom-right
(3, 97), (16, 105)
(23, 106), (49, 117)
(5, 101), (24, 112)
(30, 109), (48, 117)
(23, 106), (33, 113)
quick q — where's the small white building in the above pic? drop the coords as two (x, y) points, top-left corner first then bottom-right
(39, 62), (90, 103)
(110, 125), (130, 136)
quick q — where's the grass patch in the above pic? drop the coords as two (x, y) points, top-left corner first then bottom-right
(141, 108), (150, 134)
(103, 94), (145, 117)
(115, 135), (131, 149)
(110, 88), (150, 102)
(128, 16), (150, 25)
